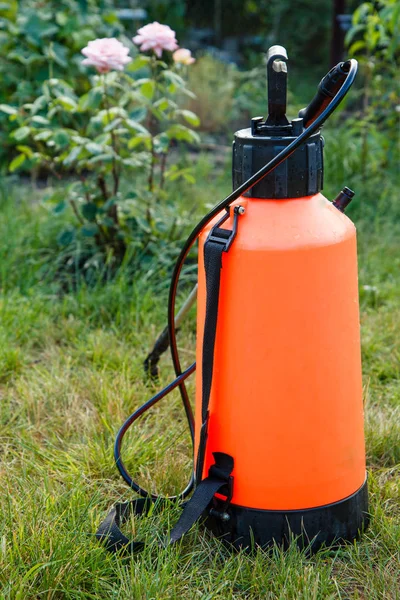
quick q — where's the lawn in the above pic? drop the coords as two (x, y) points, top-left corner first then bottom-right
(0, 155), (399, 599)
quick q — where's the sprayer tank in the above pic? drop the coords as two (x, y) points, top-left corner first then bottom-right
(195, 193), (366, 512)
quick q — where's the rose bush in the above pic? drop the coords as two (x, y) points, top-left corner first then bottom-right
(1, 24), (199, 274)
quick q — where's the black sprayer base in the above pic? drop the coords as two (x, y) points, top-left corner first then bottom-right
(205, 478), (369, 552)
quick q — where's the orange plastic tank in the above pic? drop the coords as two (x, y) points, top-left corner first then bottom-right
(196, 194), (366, 507)
(195, 194), (368, 549)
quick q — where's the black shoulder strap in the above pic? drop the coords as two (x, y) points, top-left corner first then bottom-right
(196, 206), (241, 482)
(96, 207), (242, 554)
(95, 452), (233, 553)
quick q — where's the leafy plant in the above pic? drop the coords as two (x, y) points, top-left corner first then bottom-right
(345, 0), (400, 174)
(0, 41), (200, 269)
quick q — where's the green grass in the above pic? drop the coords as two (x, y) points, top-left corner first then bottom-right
(0, 153), (399, 599)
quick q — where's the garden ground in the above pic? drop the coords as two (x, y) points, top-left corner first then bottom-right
(0, 156), (399, 599)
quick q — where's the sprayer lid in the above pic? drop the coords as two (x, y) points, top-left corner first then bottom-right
(232, 45), (324, 199)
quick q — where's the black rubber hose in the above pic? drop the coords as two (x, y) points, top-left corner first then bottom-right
(114, 362), (196, 498)
(115, 59), (358, 500)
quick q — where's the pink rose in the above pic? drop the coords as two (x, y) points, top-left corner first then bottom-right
(81, 38), (132, 73)
(173, 48), (195, 65)
(133, 22), (178, 58)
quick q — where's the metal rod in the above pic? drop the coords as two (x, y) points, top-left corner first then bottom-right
(144, 285), (198, 378)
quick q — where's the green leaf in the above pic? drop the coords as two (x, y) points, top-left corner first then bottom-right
(127, 55), (151, 72)
(49, 42), (68, 68)
(153, 132), (170, 153)
(122, 156), (148, 168)
(128, 134), (151, 150)
(16, 145), (34, 158)
(78, 88), (103, 112)
(71, 135), (89, 145)
(9, 153), (26, 172)
(166, 124), (200, 144)
(57, 228), (75, 246)
(129, 107), (147, 122)
(178, 109), (200, 127)
(81, 202), (98, 221)
(52, 131), (70, 147)
(31, 115), (50, 126)
(104, 118), (122, 133)
(126, 119), (149, 134)
(34, 130), (52, 141)
(81, 223), (99, 237)
(167, 166), (195, 182)
(349, 40), (366, 55)
(63, 146), (82, 165)
(86, 142), (105, 155)
(162, 70), (185, 88)
(139, 79), (155, 99)
(12, 126), (31, 141)
(56, 95), (77, 111)
(55, 10), (68, 26)
(86, 153), (113, 164)
(182, 172), (196, 184)
(0, 104), (18, 116)
(148, 106), (165, 122)
(30, 96), (48, 115)
(154, 97), (176, 112)
(53, 201), (66, 214)
(91, 107), (126, 128)
(136, 216), (151, 233)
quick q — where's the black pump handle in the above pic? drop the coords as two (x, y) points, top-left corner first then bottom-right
(299, 60), (352, 127)
(266, 45), (289, 126)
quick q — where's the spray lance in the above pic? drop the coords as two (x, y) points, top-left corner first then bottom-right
(96, 47), (368, 554)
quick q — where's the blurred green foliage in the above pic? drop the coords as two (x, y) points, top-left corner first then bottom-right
(185, 54), (237, 133)
(346, 0), (400, 153)
(186, 0), (332, 67)
(145, 0), (186, 39)
(322, 0), (400, 219)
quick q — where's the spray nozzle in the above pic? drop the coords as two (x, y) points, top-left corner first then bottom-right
(299, 61), (352, 127)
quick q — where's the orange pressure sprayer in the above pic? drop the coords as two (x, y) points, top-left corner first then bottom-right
(97, 46), (369, 554)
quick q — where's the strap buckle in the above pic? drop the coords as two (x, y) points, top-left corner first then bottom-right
(218, 475), (234, 508)
(207, 205), (244, 252)
(209, 476), (234, 521)
(207, 452), (234, 513)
